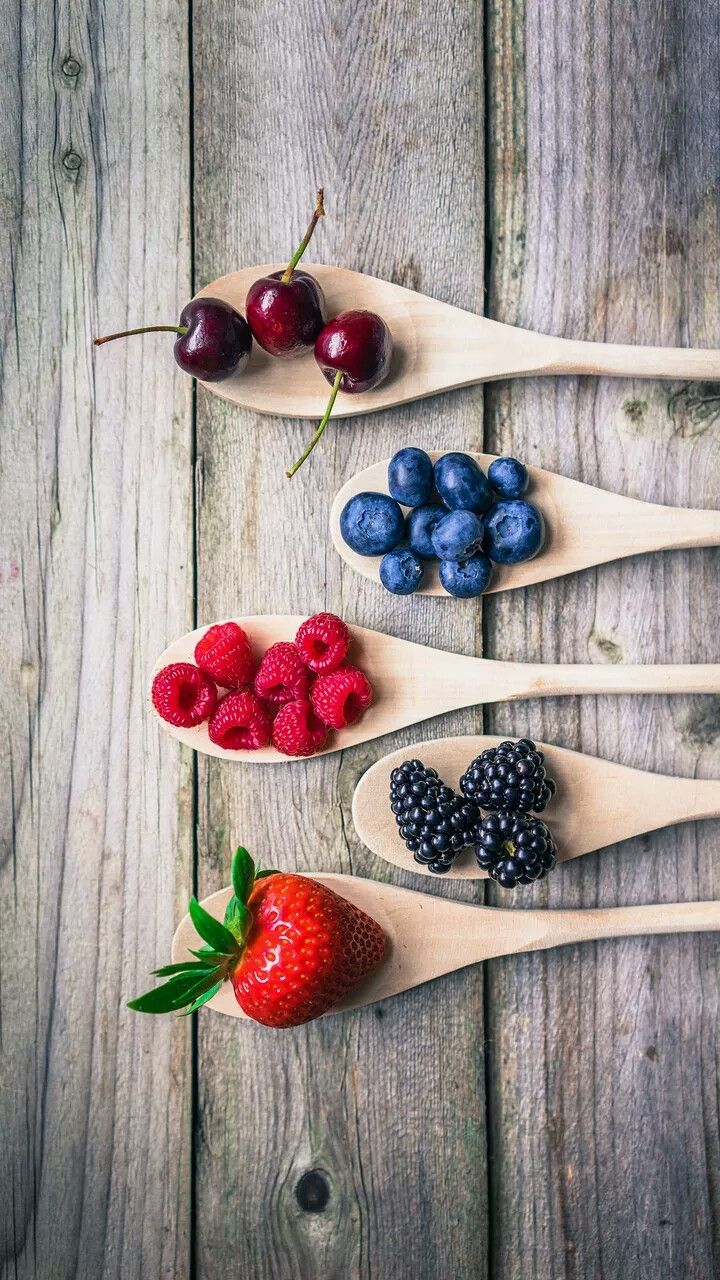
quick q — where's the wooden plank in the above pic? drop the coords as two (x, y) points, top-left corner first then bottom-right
(0, 2), (193, 1277)
(485, 1), (720, 1276)
(191, 1), (489, 1276)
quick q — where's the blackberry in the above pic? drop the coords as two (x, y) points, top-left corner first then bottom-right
(389, 759), (480, 874)
(459, 738), (556, 813)
(475, 810), (557, 888)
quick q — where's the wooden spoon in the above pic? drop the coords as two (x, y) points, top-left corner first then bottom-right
(152, 616), (720, 761)
(171, 874), (720, 1018)
(194, 264), (720, 418)
(330, 452), (720, 596)
(352, 735), (720, 880)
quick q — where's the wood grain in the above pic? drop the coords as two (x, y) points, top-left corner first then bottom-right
(191, 1), (487, 1276)
(0, 2), (193, 1277)
(485, 0), (720, 1276)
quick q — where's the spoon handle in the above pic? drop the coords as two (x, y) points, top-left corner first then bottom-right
(486, 661), (720, 702)
(535, 335), (720, 381)
(497, 900), (720, 959)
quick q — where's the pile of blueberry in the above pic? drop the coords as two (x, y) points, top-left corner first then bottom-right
(389, 738), (559, 886)
(339, 448), (546, 597)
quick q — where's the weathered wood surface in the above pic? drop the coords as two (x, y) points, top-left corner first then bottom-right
(485, 1), (720, 1277)
(0, 2), (193, 1277)
(3, 0), (720, 1277)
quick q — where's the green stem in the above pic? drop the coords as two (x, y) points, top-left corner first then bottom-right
(94, 324), (187, 346)
(286, 370), (343, 478)
(280, 189), (325, 284)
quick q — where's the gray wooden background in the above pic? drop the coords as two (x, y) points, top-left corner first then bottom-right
(2, 1), (720, 1277)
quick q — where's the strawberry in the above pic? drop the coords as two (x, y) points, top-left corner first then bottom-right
(128, 847), (386, 1027)
(194, 620), (254, 688)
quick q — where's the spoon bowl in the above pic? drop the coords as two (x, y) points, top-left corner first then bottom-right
(151, 617), (720, 761)
(331, 453), (720, 595)
(195, 264), (720, 418)
(353, 735), (720, 879)
(171, 873), (720, 1018)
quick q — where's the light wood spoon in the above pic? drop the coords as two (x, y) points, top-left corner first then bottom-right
(331, 452), (720, 595)
(353, 735), (720, 880)
(194, 264), (720, 418)
(152, 616), (720, 761)
(171, 874), (720, 1018)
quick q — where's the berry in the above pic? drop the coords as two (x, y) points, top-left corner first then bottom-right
(488, 456), (529, 499)
(295, 612), (350, 673)
(339, 491), (404, 556)
(459, 738), (556, 813)
(434, 453), (493, 513)
(194, 621), (253, 688)
(406, 504), (445, 559)
(475, 811), (557, 887)
(311, 665), (373, 729)
(389, 759), (480, 874)
(208, 690), (272, 751)
(439, 554), (492, 598)
(272, 698), (329, 756)
(388, 447), (434, 507)
(431, 509), (484, 560)
(483, 499), (545, 564)
(151, 663), (218, 728)
(129, 846), (386, 1028)
(254, 641), (310, 705)
(379, 546), (425, 594)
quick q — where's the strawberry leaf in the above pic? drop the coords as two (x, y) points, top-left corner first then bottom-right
(128, 968), (223, 1014)
(231, 846), (256, 904)
(254, 869), (278, 881)
(223, 897), (251, 944)
(153, 960), (216, 978)
(178, 980), (223, 1016)
(188, 897), (240, 956)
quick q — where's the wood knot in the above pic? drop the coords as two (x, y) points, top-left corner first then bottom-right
(62, 149), (83, 179)
(295, 1169), (329, 1213)
(61, 54), (82, 81)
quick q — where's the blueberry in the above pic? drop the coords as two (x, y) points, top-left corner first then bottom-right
(488, 456), (529, 499)
(431, 509), (484, 560)
(434, 452), (493, 513)
(439, 554), (493, 597)
(483, 499), (545, 564)
(340, 491), (405, 556)
(388, 447), (434, 507)
(379, 546), (425, 594)
(406, 504), (445, 559)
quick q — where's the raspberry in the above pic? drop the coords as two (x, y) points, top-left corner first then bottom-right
(272, 699), (329, 757)
(194, 621), (253, 688)
(151, 663), (218, 728)
(310, 665), (373, 729)
(295, 613), (350, 673)
(208, 690), (271, 751)
(254, 642), (311, 706)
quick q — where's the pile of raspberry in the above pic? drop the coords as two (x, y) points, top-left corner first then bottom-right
(151, 612), (373, 757)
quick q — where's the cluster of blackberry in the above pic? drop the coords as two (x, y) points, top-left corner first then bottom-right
(389, 761), (480, 874)
(389, 739), (558, 886)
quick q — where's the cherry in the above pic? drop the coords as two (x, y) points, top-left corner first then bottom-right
(286, 310), (392, 477)
(246, 191), (327, 357)
(94, 296), (251, 382)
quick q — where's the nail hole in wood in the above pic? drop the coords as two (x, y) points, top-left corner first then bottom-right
(295, 1169), (329, 1213)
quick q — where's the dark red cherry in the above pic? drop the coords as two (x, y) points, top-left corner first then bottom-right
(246, 269), (325, 358)
(246, 190), (326, 358)
(314, 310), (392, 393)
(94, 296), (251, 383)
(174, 298), (251, 380)
(286, 309), (392, 478)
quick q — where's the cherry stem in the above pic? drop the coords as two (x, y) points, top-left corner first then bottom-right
(280, 189), (325, 284)
(286, 370), (343, 478)
(93, 324), (187, 346)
